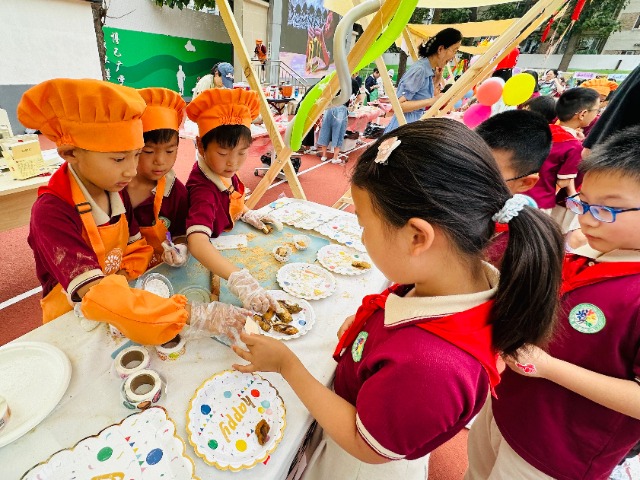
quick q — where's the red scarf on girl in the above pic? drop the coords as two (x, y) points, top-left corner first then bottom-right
(561, 254), (640, 295)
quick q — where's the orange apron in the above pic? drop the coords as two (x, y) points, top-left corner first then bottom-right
(138, 176), (168, 268)
(220, 175), (245, 231)
(41, 172), (130, 323)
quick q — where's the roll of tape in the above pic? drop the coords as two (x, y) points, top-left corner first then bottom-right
(0, 395), (10, 432)
(114, 346), (150, 379)
(121, 369), (163, 410)
(155, 334), (186, 361)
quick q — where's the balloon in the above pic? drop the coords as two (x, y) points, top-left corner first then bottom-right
(463, 104), (492, 128)
(464, 89), (474, 99)
(502, 73), (536, 106)
(454, 100), (463, 109)
(287, 73), (335, 151)
(475, 78), (505, 106)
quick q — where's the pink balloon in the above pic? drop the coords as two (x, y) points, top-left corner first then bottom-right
(463, 104), (492, 128)
(475, 78), (505, 106)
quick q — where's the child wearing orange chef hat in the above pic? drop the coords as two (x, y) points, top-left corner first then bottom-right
(580, 77), (619, 101)
(185, 88), (282, 314)
(127, 87), (189, 269)
(19, 78), (249, 345)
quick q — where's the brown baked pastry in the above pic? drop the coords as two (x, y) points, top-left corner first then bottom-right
(351, 260), (371, 269)
(272, 324), (299, 335)
(263, 308), (275, 322)
(278, 300), (302, 314)
(276, 308), (293, 324)
(254, 314), (272, 332)
(275, 247), (288, 257)
(262, 225), (273, 234)
(256, 419), (270, 445)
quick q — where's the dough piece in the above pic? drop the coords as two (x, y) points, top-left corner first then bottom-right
(351, 260), (371, 270)
(256, 419), (270, 445)
(272, 323), (299, 335)
(263, 308), (276, 322)
(262, 225), (273, 234)
(275, 247), (288, 257)
(254, 314), (272, 332)
(275, 308), (293, 324)
(278, 300), (302, 314)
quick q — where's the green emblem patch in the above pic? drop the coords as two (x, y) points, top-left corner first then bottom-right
(568, 303), (606, 334)
(351, 331), (368, 362)
(159, 216), (171, 229)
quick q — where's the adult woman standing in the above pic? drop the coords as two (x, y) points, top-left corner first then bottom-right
(384, 28), (462, 133)
(539, 69), (565, 97)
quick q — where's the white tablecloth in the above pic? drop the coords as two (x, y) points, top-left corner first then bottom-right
(0, 209), (387, 479)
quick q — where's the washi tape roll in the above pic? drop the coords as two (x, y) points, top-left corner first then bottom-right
(114, 346), (150, 379)
(0, 395), (10, 432)
(155, 334), (186, 361)
(121, 369), (163, 410)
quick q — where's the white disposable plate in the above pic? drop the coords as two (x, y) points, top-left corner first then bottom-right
(0, 342), (71, 447)
(248, 290), (315, 340)
(316, 244), (373, 276)
(276, 263), (337, 300)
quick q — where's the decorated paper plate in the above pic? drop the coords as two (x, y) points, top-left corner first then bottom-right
(248, 290), (315, 340)
(315, 214), (365, 252)
(22, 407), (196, 480)
(317, 244), (373, 276)
(0, 342), (71, 448)
(186, 370), (286, 471)
(178, 285), (211, 303)
(276, 263), (336, 300)
(270, 201), (341, 230)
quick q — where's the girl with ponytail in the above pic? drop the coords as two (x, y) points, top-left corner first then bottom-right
(230, 119), (563, 479)
(384, 27), (462, 134)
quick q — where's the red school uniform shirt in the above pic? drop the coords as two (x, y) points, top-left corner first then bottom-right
(527, 125), (583, 209)
(333, 264), (500, 461)
(132, 170), (188, 239)
(28, 164), (143, 301)
(185, 157), (245, 239)
(492, 246), (640, 480)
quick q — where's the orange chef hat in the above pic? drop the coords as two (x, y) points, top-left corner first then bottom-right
(17, 78), (146, 152)
(580, 78), (619, 97)
(186, 88), (260, 137)
(138, 87), (186, 133)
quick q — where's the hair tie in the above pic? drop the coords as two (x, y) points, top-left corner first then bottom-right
(375, 136), (401, 165)
(492, 194), (536, 224)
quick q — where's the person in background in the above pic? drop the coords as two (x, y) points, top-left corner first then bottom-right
(365, 68), (380, 103)
(476, 110), (552, 268)
(384, 28), (462, 133)
(232, 119), (563, 480)
(467, 125), (640, 480)
(19, 78), (248, 345)
(521, 95), (556, 124)
(539, 69), (565, 97)
(192, 62), (234, 98)
(127, 87), (189, 269)
(579, 77), (619, 138)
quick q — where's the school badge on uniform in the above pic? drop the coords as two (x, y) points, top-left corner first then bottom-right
(351, 331), (368, 362)
(568, 303), (606, 334)
(159, 216), (171, 229)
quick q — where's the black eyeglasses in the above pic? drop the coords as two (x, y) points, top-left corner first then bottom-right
(566, 194), (640, 223)
(505, 170), (538, 182)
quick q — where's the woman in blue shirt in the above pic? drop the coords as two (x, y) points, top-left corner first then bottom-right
(385, 28), (462, 133)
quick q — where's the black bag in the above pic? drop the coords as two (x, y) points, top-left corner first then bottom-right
(363, 122), (385, 138)
(260, 153), (301, 173)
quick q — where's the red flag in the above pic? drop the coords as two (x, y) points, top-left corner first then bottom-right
(541, 17), (554, 42)
(571, 0), (587, 22)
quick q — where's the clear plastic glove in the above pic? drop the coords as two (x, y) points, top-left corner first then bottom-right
(161, 241), (188, 267)
(186, 301), (251, 344)
(241, 210), (283, 233)
(227, 269), (280, 314)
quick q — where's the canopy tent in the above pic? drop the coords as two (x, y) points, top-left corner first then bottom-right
(324, 0), (520, 17)
(407, 18), (516, 39)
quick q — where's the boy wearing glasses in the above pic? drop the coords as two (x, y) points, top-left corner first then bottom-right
(466, 125), (640, 480)
(475, 110), (552, 267)
(527, 87), (600, 228)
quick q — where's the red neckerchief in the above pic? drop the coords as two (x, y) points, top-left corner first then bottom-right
(334, 285), (501, 395)
(550, 124), (578, 143)
(561, 254), (640, 295)
(494, 222), (509, 233)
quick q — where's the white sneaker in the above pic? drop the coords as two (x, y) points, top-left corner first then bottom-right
(330, 158), (345, 164)
(321, 156), (328, 162)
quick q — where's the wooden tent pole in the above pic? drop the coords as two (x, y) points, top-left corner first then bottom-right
(215, 0), (306, 208)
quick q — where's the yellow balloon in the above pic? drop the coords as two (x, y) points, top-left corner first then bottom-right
(502, 73), (536, 106)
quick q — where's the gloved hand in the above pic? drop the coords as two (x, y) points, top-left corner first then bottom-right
(227, 269), (281, 314)
(241, 210), (283, 233)
(161, 242), (189, 267)
(187, 301), (251, 344)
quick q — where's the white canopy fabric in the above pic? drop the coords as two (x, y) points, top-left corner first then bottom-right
(324, 0), (520, 17)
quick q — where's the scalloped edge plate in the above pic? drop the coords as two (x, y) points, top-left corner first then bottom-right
(316, 244), (372, 276)
(276, 263), (337, 300)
